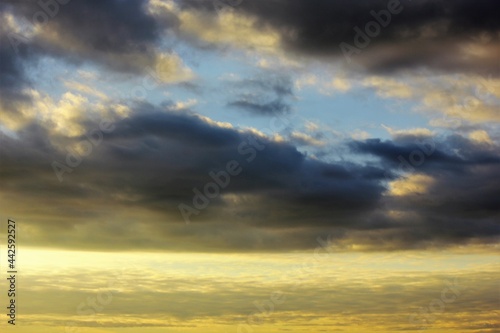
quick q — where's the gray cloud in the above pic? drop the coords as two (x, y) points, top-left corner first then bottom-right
(226, 73), (295, 116)
(350, 136), (500, 247)
(228, 98), (291, 116)
(0, 101), (498, 251)
(0, 5), (37, 113)
(8, 0), (162, 67)
(179, 0), (500, 75)
(0, 0), (188, 94)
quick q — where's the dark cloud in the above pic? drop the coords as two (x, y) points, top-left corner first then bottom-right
(350, 136), (500, 246)
(0, 6), (36, 111)
(3, 0), (499, 83)
(2, 0), (174, 75)
(1, 102), (498, 251)
(0, 0), (160, 118)
(0, 0), (187, 124)
(350, 136), (500, 173)
(0, 103), (380, 250)
(234, 75), (294, 97)
(226, 73), (295, 116)
(85, 104), (384, 221)
(181, 0), (500, 75)
(228, 98), (291, 116)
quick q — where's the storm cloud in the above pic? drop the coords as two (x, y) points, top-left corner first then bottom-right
(179, 0), (500, 75)
(0, 100), (498, 251)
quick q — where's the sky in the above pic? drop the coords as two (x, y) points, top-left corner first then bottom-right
(0, 0), (499, 332)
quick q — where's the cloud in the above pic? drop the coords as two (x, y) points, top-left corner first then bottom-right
(148, 0), (281, 54)
(350, 136), (500, 247)
(289, 131), (326, 147)
(226, 72), (295, 116)
(468, 129), (493, 145)
(382, 125), (435, 140)
(353, 72), (500, 126)
(294, 74), (318, 90)
(15, 249), (500, 330)
(363, 76), (413, 98)
(0, 102), (382, 251)
(387, 173), (435, 196)
(0, 1), (195, 148)
(329, 76), (352, 92)
(229, 74), (295, 97)
(1, 0), (192, 91)
(1, 99), (499, 252)
(176, 0), (500, 76)
(0, 0), (498, 253)
(0, 9), (38, 121)
(178, 10), (280, 53)
(64, 81), (108, 100)
(228, 98), (291, 116)
(13, 0), (159, 67)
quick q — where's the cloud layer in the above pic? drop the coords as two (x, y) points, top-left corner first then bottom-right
(0, 0), (498, 252)
(0, 99), (498, 251)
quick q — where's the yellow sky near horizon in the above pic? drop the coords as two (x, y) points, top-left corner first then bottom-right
(0, 248), (498, 333)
